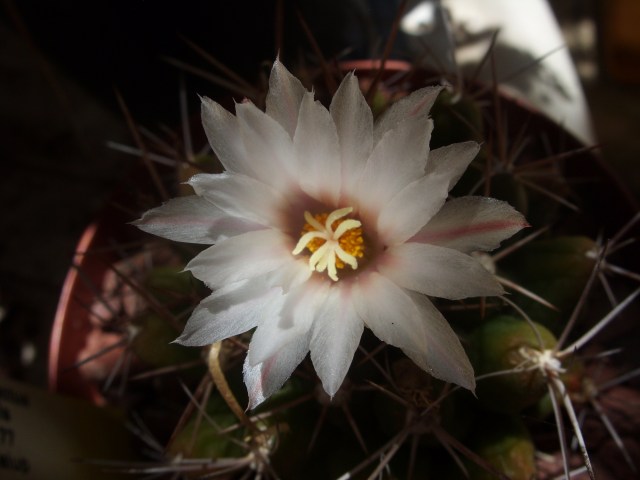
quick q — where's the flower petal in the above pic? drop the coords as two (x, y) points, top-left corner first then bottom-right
(375, 142), (484, 245)
(330, 73), (373, 197)
(373, 86), (442, 143)
(310, 286), (364, 396)
(412, 196), (528, 253)
(186, 229), (292, 289)
(425, 141), (480, 191)
(376, 172), (450, 246)
(404, 292), (475, 391)
(188, 172), (287, 229)
(379, 242), (504, 300)
(248, 279), (329, 366)
(353, 272), (429, 354)
(201, 96), (249, 175)
(244, 332), (309, 409)
(265, 58), (307, 138)
(356, 117), (433, 219)
(264, 258), (313, 293)
(376, 142), (480, 245)
(175, 277), (281, 346)
(133, 195), (261, 244)
(353, 273), (474, 390)
(236, 101), (297, 188)
(293, 92), (341, 204)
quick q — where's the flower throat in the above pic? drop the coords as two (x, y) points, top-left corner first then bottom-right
(292, 207), (365, 281)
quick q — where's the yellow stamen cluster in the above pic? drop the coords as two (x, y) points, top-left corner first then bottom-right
(292, 207), (365, 281)
(301, 214), (365, 268)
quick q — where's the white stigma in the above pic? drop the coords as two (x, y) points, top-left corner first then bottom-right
(292, 207), (362, 282)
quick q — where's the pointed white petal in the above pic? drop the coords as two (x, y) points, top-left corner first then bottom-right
(356, 117), (433, 219)
(264, 258), (312, 292)
(186, 229), (292, 289)
(293, 92), (341, 204)
(248, 279), (329, 365)
(353, 272), (474, 390)
(404, 292), (476, 390)
(133, 196), (261, 244)
(425, 141), (480, 191)
(175, 277), (281, 346)
(353, 272), (428, 354)
(376, 172), (450, 246)
(236, 101), (297, 188)
(376, 142), (483, 245)
(244, 332), (309, 409)
(379, 242), (504, 300)
(188, 172), (287, 229)
(412, 197), (528, 252)
(373, 86), (442, 143)
(310, 286), (364, 396)
(201, 97), (249, 174)
(265, 59), (307, 138)
(330, 73), (373, 196)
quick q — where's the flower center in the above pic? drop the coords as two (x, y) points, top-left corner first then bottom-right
(292, 207), (364, 281)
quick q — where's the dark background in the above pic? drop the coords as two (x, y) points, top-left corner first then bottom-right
(1, 0), (639, 386)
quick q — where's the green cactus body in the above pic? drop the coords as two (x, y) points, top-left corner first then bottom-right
(166, 396), (247, 461)
(131, 312), (200, 367)
(430, 91), (484, 148)
(468, 414), (537, 480)
(473, 315), (558, 413)
(144, 266), (197, 304)
(499, 236), (597, 331)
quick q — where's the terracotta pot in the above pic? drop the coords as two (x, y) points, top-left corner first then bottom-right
(49, 216), (127, 404)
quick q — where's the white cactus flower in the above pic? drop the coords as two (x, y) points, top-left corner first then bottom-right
(135, 59), (528, 408)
